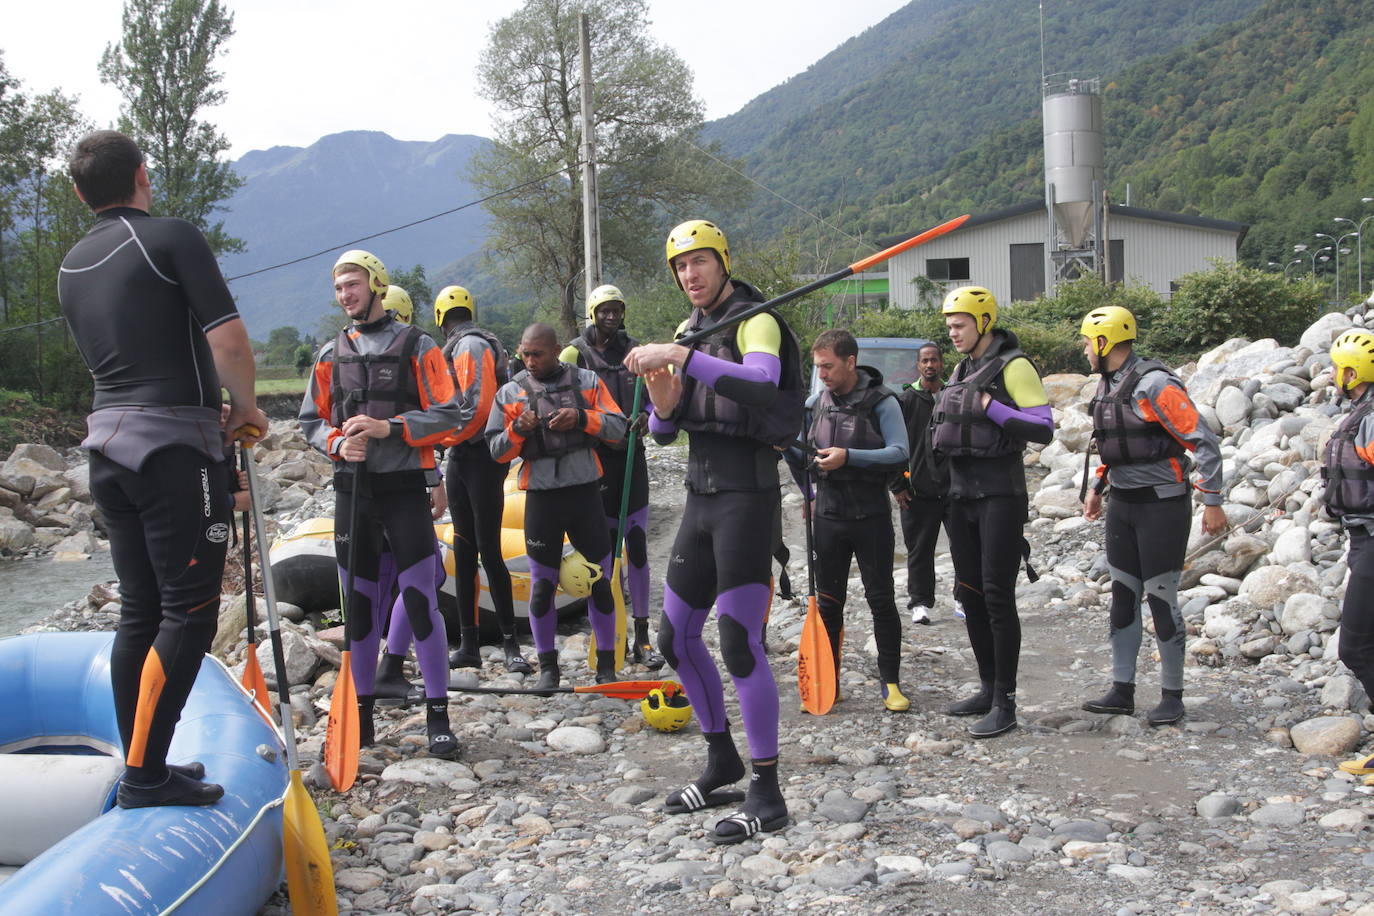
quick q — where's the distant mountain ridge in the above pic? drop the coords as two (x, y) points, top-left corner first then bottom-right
(218, 131), (491, 336)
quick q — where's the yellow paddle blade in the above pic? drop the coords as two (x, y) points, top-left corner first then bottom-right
(587, 555), (629, 673)
(323, 650), (358, 792)
(283, 769), (338, 916)
(798, 597), (836, 715)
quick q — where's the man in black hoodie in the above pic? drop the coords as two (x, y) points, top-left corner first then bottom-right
(931, 286), (1054, 738)
(892, 343), (952, 626)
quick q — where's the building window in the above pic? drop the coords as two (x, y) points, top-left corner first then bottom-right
(926, 257), (970, 282)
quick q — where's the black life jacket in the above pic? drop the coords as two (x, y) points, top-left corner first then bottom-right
(1090, 357), (1189, 466)
(669, 285), (805, 450)
(931, 333), (1033, 459)
(443, 325), (511, 387)
(515, 364), (591, 460)
(330, 318), (424, 427)
(570, 329), (638, 414)
(1322, 394), (1374, 518)
(808, 367), (902, 518)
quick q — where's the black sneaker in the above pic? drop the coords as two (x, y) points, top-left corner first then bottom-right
(118, 770), (224, 809)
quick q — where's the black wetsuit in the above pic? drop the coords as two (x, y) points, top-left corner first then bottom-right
(59, 207), (239, 785)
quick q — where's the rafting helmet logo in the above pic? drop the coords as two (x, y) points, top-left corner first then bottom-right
(641, 687), (693, 732)
(558, 550), (602, 598)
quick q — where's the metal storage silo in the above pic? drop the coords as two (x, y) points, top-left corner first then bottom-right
(1043, 75), (1104, 250)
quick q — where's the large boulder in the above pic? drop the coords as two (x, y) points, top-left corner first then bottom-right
(1238, 564), (1320, 609)
(1041, 373), (1093, 408)
(4, 443), (65, 471)
(1289, 715), (1362, 756)
(1300, 312), (1353, 354)
(1280, 592), (1338, 635)
(0, 509), (35, 553)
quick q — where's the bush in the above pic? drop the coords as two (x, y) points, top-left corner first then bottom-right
(1148, 259), (1326, 358)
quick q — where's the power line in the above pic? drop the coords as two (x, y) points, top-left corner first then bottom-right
(223, 165), (575, 283)
(0, 316), (64, 335)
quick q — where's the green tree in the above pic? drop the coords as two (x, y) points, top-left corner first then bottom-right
(261, 325), (302, 366)
(472, 0), (746, 339)
(293, 344), (313, 378)
(99, 0), (243, 254)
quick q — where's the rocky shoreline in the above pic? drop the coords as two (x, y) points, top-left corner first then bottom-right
(12, 308), (1374, 915)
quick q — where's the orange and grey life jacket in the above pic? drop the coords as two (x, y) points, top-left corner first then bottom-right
(570, 329), (638, 413)
(330, 321), (424, 426)
(1090, 358), (1188, 466)
(931, 340), (1029, 459)
(444, 326), (511, 387)
(516, 364), (591, 460)
(1322, 395), (1374, 517)
(669, 291), (805, 449)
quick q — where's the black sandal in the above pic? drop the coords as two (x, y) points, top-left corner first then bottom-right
(710, 810), (789, 845)
(663, 784), (746, 814)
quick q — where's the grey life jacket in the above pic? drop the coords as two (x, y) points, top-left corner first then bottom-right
(931, 337), (1030, 459)
(331, 319), (424, 426)
(570, 329), (638, 414)
(1090, 358), (1189, 466)
(515, 364), (591, 460)
(808, 367), (902, 518)
(1322, 394), (1374, 518)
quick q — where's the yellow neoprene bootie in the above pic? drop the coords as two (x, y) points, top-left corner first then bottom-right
(882, 683), (910, 712)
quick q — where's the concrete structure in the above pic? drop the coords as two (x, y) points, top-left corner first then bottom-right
(885, 201), (1247, 310)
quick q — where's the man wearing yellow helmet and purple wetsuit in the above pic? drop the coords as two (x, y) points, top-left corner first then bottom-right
(1077, 306), (1226, 728)
(625, 219), (805, 845)
(1323, 330), (1374, 783)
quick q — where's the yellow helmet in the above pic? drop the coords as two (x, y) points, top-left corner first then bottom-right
(665, 220), (729, 289)
(586, 284), (626, 323)
(383, 286), (414, 324)
(558, 550), (602, 598)
(333, 250), (389, 295)
(434, 285), (475, 328)
(942, 286), (997, 334)
(640, 686), (693, 732)
(1330, 330), (1374, 391)
(1079, 306), (1137, 358)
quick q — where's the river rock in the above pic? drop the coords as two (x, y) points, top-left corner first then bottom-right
(1321, 675), (1368, 711)
(1270, 527), (1312, 565)
(1281, 593), (1336, 635)
(1041, 373), (1093, 407)
(1196, 793), (1240, 819)
(1249, 802), (1306, 827)
(1288, 716), (1362, 756)
(1301, 311), (1353, 352)
(0, 510), (35, 553)
(381, 758), (476, 785)
(1033, 487), (1082, 520)
(255, 625), (317, 688)
(1215, 386), (1251, 429)
(1240, 565), (1320, 609)
(546, 725), (605, 755)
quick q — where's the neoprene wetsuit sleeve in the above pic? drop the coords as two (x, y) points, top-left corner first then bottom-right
(299, 343), (344, 459)
(1137, 373), (1226, 504)
(447, 336), (498, 447)
(681, 314), (783, 408)
(846, 396), (910, 469)
(984, 357), (1054, 445)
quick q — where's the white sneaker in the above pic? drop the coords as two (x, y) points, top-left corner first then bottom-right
(910, 605), (932, 626)
(953, 601), (966, 620)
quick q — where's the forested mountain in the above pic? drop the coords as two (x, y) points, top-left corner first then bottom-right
(218, 131), (491, 336)
(857, 0), (1374, 270)
(704, 0), (1265, 239)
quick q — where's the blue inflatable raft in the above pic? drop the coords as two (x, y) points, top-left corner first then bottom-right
(0, 631), (290, 914)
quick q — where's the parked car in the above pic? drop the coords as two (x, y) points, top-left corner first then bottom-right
(808, 336), (935, 396)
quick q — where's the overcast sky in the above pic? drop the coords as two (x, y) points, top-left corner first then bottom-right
(6, 0), (910, 158)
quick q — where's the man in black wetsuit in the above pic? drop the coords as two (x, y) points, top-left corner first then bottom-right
(58, 130), (268, 808)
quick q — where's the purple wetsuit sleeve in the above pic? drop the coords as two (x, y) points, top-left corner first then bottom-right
(684, 351), (781, 408)
(985, 400), (1055, 444)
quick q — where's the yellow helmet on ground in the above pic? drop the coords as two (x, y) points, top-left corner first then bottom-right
(641, 687), (693, 732)
(383, 286), (414, 324)
(434, 285), (475, 328)
(1079, 306), (1137, 358)
(665, 220), (729, 289)
(1330, 330), (1374, 391)
(558, 550), (602, 598)
(333, 250), (389, 295)
(942, 286), (997, 334)
(586, 284), (626, 323)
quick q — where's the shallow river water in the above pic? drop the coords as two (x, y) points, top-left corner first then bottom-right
(0, 555), (116, 637)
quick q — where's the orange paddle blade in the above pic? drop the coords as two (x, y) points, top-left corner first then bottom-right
(323, 649), (359, 792)
(798, 597), (836, 715)
(283, 769), (338, 915)
(241, 642), (274, 725)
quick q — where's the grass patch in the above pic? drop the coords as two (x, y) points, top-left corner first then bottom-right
(256, 377), (308, 395)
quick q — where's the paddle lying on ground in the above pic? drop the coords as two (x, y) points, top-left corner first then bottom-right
(238, 445), (273, 725)
(323, 465), (362, 793)
(449, 678), (682, 700)
(242, 440), (339, 916)
(587, 376), (644, 674)
(673, 214), (970, 348)
(796, 459), (836, 716)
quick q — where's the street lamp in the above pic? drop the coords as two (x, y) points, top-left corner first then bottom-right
(1336, 210), (1374, 301)
(1295, 243), (1317, 279)
(1316, 231), (1361, 302)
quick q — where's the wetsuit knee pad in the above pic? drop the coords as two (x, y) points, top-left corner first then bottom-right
(1144, 594), (1180, 642)
(530, 576), (555, 619)
(1110, 581), (1141, 631)
(589, 577), (614, 615)
(625, 525), (648, 569)
(718, 614), (757, 679)
(402, 586), (434, 642)
(346, 592), (374, 642)
(657, 613), (679, 669)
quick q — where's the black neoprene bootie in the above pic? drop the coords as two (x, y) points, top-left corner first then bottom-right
(969, 691), (1018, 739)
(117, 769), (224, 809)
(595, 649), (619, 684)
(1147, 689), (1186, 726)
(357, 695), (376, 747)
(374, 652), (422, 704)
(946, 681), (993, 717)
(426, 699), (459, 758)
(534, 651), (561, 696)
(448, 626), (482, 669)
(502, 635), (532, 674)
(632, 618), (665, 670)
(1082, 681), (1135, 715)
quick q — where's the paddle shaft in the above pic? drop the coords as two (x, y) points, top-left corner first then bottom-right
(613, 377), (645, 559)
(673, 214), (969, 348)
(448, 678), (677, 699)
(242, 446), (302, 771)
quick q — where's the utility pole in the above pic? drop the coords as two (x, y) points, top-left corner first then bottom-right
(579, 13), (603, 302)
